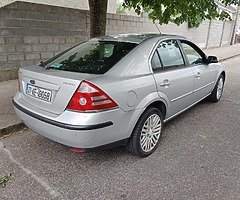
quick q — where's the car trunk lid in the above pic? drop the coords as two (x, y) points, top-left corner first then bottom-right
(19, 65), (100, 115)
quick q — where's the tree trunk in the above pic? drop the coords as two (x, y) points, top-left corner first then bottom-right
(88, 0), (108, 38)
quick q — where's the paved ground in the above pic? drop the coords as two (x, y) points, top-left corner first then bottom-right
(0, 80), (20, 131)
(204, 43), (240, 61)
(0, 56), (240, 200)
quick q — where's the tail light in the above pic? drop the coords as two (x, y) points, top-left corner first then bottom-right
(66, 81), (118, 112)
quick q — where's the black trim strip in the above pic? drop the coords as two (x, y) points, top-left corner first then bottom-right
(12, 100), (113, 130)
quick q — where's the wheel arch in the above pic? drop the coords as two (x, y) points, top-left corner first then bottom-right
(145, 101), (167, 120)
(126, 91), (169, 139)
(221, 71), (226, 81)
(127, 99), (168, 138)
(126, 100), (166, 157)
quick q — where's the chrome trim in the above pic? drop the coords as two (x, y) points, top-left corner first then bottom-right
(171, 91), (194, 102)
(164, 93), (211, 123)
(194, 81), (214, 93)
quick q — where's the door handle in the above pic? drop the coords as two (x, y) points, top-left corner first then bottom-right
(195, 72), (201, 78)
(160, 79), (171, 87)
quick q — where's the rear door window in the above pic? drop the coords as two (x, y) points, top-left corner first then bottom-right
(45, 40), (138, 74)
(151, 51), (162, 70)
(157, 40), (185, 69)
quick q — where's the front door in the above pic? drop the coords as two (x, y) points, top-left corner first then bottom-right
(179, 40), (218, 102)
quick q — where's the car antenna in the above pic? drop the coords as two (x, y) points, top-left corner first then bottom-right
(154, 22), (162, 34)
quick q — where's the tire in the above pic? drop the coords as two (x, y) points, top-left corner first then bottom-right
(208, 74), (225, 103)
(126, 107), (163, 157)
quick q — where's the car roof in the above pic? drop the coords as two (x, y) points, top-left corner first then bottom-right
(96, 33), (187, 44)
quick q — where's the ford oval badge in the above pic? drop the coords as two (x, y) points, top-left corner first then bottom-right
(30, 80), (35, 84)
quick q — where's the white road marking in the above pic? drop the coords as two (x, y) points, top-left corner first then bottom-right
(0, 141), (61, 199)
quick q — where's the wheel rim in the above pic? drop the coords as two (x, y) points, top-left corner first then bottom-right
(140, 114), (162, 152)
(216, 78), (223, 100)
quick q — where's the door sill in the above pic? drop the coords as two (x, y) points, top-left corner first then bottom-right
(163, 93), (211, 123)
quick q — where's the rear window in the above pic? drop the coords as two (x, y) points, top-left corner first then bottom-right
(45, 40), (138, 74)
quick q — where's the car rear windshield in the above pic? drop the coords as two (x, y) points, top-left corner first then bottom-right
(45, 40), (138, 74)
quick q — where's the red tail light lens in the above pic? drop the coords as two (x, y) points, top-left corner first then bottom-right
(66, 81), (118, 112)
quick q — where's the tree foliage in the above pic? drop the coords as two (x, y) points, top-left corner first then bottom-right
(116, 3), (127, 14)
(88, 0), (239, 38)
(123, 0), (240, 28)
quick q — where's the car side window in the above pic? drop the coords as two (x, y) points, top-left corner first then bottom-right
(157, 40), (185, 69)
(151, 51), (162, 70)
(180, 41), (204, 65)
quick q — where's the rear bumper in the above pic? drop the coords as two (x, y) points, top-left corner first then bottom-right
(12, 100), (113, 131)
(13, 95), (134, 149)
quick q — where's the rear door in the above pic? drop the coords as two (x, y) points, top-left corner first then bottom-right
(151, 39), (195, 117)
(179, 40), (218, 103)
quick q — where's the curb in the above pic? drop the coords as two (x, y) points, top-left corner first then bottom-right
(218, 53), (240, 62)
(0, 123), (26, 139)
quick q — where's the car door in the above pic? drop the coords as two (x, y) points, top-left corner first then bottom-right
(151, 39), (195, 118)
(179, 40), (218, 103)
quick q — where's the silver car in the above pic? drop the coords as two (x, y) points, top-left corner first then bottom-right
(13, 34), (225, 157)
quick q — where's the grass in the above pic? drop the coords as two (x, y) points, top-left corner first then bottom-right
(0, 173), (11, 189)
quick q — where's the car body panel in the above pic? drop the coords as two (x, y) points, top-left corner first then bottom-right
(106, 37), (160, 76)
(14, 93), (138, 148)
(14, 106), (128, 148)
(13, 33), (225, 150)
(90, 74), (158, 112)
(191, 63), (219, 102)
(19, 66), (102, 115)
(153, 67), (195, 117)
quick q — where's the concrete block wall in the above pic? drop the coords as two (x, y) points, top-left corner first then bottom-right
(208, 20), (224, 47)
(183, 21), (210, 48)
(105, 14), (159, 35)
(106, 14), (234, 49)
(0, 1), (235, 81)
(221, 21), (234, 46)
(0, 1), (90, 80)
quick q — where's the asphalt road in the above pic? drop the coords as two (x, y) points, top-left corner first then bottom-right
(1, 56), (240, 200)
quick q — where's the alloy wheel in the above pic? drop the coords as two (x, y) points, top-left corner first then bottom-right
(140, 114), (162, 152)
(216, 78), (224, 100)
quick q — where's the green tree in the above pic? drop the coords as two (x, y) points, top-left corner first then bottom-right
(116, 3), (127, 14)
(88, 0), (240, 38)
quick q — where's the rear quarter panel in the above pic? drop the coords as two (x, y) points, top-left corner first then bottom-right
(91, 74), (159, 112)
(91, 74), (170, 139)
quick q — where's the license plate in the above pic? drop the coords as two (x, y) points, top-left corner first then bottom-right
(26, 84), (52, 102)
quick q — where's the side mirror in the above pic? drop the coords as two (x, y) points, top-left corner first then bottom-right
(207, 56), (218, 64)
